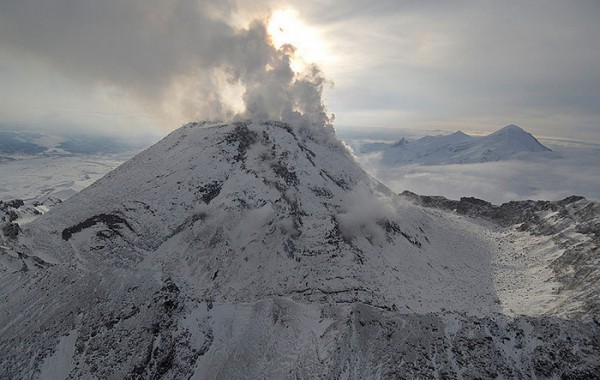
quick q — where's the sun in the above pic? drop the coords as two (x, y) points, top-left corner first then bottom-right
(267, 9), (327, 72)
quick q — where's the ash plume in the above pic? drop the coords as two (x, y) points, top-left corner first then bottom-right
(0, 0), (334, 132)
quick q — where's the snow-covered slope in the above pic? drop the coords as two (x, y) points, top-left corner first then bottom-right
(401, 191), (600, 320)
(0, 121), (598, 378)
(360, 124), (556, 165)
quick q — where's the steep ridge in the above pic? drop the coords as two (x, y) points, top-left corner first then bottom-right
(0, 121), (598, 378)
(361, 124), (556, 165)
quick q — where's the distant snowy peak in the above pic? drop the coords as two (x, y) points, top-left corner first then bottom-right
(363, 124), (555, 165)
(489, 124), (534, 137)
(451, 130), (470, 137)
(490, 124), (527, 135)
(440, 130), (473, 142)
(484, 124), (552, 153)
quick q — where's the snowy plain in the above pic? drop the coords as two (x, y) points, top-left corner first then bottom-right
(0, 129), (146, 202)
(0, 152), (136, 202)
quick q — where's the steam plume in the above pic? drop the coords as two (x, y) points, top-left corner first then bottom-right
(0, 0), (333, 132)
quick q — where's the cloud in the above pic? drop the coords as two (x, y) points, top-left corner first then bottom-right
(0, 0), (333, 133)
(356, 142), (600, 204)
(305, 1), (600, 140)
(1, 1), (598, 143)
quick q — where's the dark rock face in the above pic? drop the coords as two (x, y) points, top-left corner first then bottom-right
(0, 199), (27, 238)
(6, 210), (18, 222)
(1, 199), (25, 210)
(196, 181), (222, 204)
(1, 222), (20, 238)
(224, 122), (259, 162)
(62, 213), (133, 241)
(400, 192), (596, 236)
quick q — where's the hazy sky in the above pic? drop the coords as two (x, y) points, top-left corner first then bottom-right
(1, 0), (599, 142)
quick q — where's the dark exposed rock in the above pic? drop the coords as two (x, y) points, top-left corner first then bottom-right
(381, 220), (422, 247)
(196, 181), (222, 204)
(320, 169), (349, 190)
(4, 199), (24, 209)
(271, 161), (299, 186)
(6, 210), (18, 222)
(1, 222), (20, 238)
(338, 306), (600, 379)
(311, 186), (333, 198)
(168, 212), (207, 238)
(62, 213), (133, 241)
(224, 122), (258, 162)
(400, 191), (594, 234)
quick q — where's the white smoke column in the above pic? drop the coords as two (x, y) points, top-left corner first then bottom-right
(0, 0), (334, 134)
(224, 20), (335, 138)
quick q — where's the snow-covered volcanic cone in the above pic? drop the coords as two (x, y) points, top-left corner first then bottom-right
(1, 121), (598, 378)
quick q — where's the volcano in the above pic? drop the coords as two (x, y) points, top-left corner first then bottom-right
(0, 121), (598, 378)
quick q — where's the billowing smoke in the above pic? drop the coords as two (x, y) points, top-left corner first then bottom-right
(0, 0), (333, 133)
(336, 185), (396, 246)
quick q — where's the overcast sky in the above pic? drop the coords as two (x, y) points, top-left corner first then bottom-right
(1, 0), (599, 142)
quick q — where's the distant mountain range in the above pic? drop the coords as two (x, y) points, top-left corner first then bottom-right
(0, 130), (142, 157)
(359, 124), (556, 165)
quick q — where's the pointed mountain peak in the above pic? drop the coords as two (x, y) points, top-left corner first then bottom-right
(448, 130), (473, 141)
(451, 130), (469, 137)
(492, 124), (528, 136)
(392, 137), (408, 147)
(484, 124), (552, 153)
